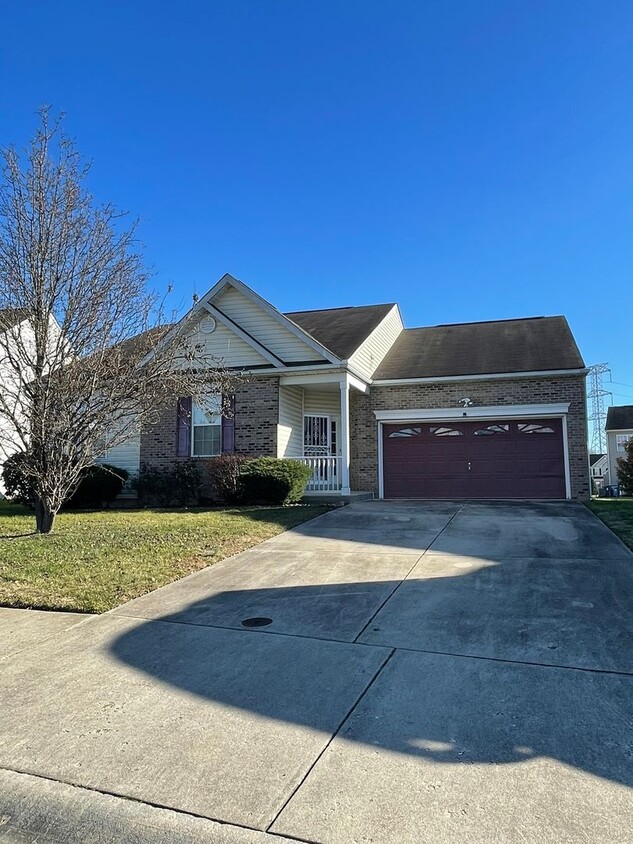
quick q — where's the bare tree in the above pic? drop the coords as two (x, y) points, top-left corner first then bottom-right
(0, 109), (234, 533)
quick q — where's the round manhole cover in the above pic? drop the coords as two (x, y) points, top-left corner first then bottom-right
(241, 617), (273, 628)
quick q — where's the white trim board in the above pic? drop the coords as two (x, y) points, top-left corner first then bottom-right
(373, 403), (570, 422)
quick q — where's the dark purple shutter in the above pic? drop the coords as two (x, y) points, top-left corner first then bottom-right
(221, 393), (236, 453)
(176, 397), (192, 456)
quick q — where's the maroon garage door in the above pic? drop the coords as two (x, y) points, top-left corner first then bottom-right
(382, 418), (566, 499)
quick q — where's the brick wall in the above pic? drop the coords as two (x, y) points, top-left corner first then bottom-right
(139, 376), (280, 489)
(350, 375), (589, 500)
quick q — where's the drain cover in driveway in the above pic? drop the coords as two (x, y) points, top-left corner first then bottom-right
(241, 617), (273, 628)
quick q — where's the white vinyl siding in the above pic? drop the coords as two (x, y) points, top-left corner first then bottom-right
(348, 305), (403, 378)
(606, 429), (633, 489)
(277, 386), (342, 458)
(184, 317), (269, 368)
(216, 285), (328, 364)
(303, 390), (340, 417)
(96, 423), (141, 494)
(278, 385), (304, 458)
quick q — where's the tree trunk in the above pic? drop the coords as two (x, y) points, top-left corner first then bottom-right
(34, 499), (56, 534)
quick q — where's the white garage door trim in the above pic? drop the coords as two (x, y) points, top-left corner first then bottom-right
(375, 403), (571, 500)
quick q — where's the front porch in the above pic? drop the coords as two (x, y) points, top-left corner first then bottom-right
(277, 373), (365, 496)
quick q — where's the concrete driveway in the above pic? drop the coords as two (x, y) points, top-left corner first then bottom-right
(1, 501), (632, 843)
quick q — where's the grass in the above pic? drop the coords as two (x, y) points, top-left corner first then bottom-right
(0, 500), (328, 614)
(587, 497), (633, 552)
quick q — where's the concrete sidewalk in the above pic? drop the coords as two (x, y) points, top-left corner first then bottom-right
(1, 501), (632, 843)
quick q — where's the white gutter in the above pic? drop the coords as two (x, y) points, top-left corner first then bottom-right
(371, 368), (588, 386)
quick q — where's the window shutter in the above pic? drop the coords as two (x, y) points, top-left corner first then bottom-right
(176, 397), (192, 457)
(221, 393), (236, 453)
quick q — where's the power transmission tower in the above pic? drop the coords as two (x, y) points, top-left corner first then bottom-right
(587, 363), (611, 453)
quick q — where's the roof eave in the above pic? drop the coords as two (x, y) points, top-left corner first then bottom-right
(371, 367), (589, 386)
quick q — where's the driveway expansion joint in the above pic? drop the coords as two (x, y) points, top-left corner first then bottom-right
(266, 648), (397, 834)
(0, 764), (304, 842)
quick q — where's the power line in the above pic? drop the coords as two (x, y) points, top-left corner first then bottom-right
(587, 363), (611, 453)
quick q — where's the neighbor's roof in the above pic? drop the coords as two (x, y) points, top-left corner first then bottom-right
(0, 308), (29, 331)
(285, 303), (396, 359)
(372, 315), (585, 380)
(606, 405), (633, 431)
(590, 453), (606, 466)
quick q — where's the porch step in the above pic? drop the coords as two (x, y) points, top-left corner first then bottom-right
(302, 490), (374, 504)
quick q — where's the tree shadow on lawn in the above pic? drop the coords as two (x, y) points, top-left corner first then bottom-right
(110, 552), (633, 790)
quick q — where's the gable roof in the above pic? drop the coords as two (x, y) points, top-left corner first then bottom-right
(285, 303), (395, 359)
(372, 315), (585, 380)
(589, 453), (607, 466)
(606, 405), (633, 431)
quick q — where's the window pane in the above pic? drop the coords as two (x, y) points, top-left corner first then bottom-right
(474, 424), (509, 436)
(389, 427), (422, 438)
(193, 424), (221, 456)
(193, 395), (222, 426)
(518, 423), (555, 434)
(430, 426), (463, 437)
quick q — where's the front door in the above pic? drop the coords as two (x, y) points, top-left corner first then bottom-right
(304, 415), (330, 457)
(304, 415), (338, 487)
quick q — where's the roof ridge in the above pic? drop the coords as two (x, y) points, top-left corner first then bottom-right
(414, 315), (563, 330)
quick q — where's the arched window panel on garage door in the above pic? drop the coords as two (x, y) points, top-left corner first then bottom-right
(388, 427), (422, 438)
(474, 424), (509, 436)
(518, 422), (555, 434)
(429, 426), (464, 437)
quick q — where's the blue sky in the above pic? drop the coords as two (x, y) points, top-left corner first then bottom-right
(2, 1), (633, 424)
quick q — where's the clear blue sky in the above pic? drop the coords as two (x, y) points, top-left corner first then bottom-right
(2, 1), (633, 422)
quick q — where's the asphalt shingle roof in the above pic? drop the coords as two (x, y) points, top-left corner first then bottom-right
(285, 303), (395, 359)
(372, 316), (585, 380)
(606, 405), (633, 431)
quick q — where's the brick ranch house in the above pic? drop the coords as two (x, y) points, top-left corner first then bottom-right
(101, 274), (590, 501)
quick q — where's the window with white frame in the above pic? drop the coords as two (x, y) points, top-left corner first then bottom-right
(192, 395), (222, 456)
(616, 434), (632, 453)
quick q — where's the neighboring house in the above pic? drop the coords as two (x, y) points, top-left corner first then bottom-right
(589, 453), (609, 489)
(605, 405), (633, 491)
(102, 273), (590, 500)
(0, 309), (63, 495)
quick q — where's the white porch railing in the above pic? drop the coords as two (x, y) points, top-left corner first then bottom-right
(299, 456), (342, 492)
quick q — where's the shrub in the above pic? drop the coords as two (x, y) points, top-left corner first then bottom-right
(67, 464), (129, 509)
(133, 461), (202, 507)
(208, 454), (250, 503)
(2, 454), (128, 510)
(2, 452), (35, 507)
(240, 458), (312, 505)
(172, 459), (202, 507)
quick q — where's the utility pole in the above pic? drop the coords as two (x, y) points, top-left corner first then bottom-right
(587, 363), (611, 454)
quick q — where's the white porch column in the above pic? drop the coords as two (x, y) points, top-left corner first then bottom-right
(340, 374), (351, 495)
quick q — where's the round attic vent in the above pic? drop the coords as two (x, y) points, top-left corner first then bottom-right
(200, 315), (216, 334)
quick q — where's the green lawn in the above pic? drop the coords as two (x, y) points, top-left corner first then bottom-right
(587, 498), (633, 552)
(0, 501), (328, 613)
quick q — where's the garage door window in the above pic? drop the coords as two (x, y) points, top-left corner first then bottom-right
(518, 423), (555, 434)
(430, 426), (463, 437)
(474, 424), (509, 436)
(388, 427), (422, 438)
